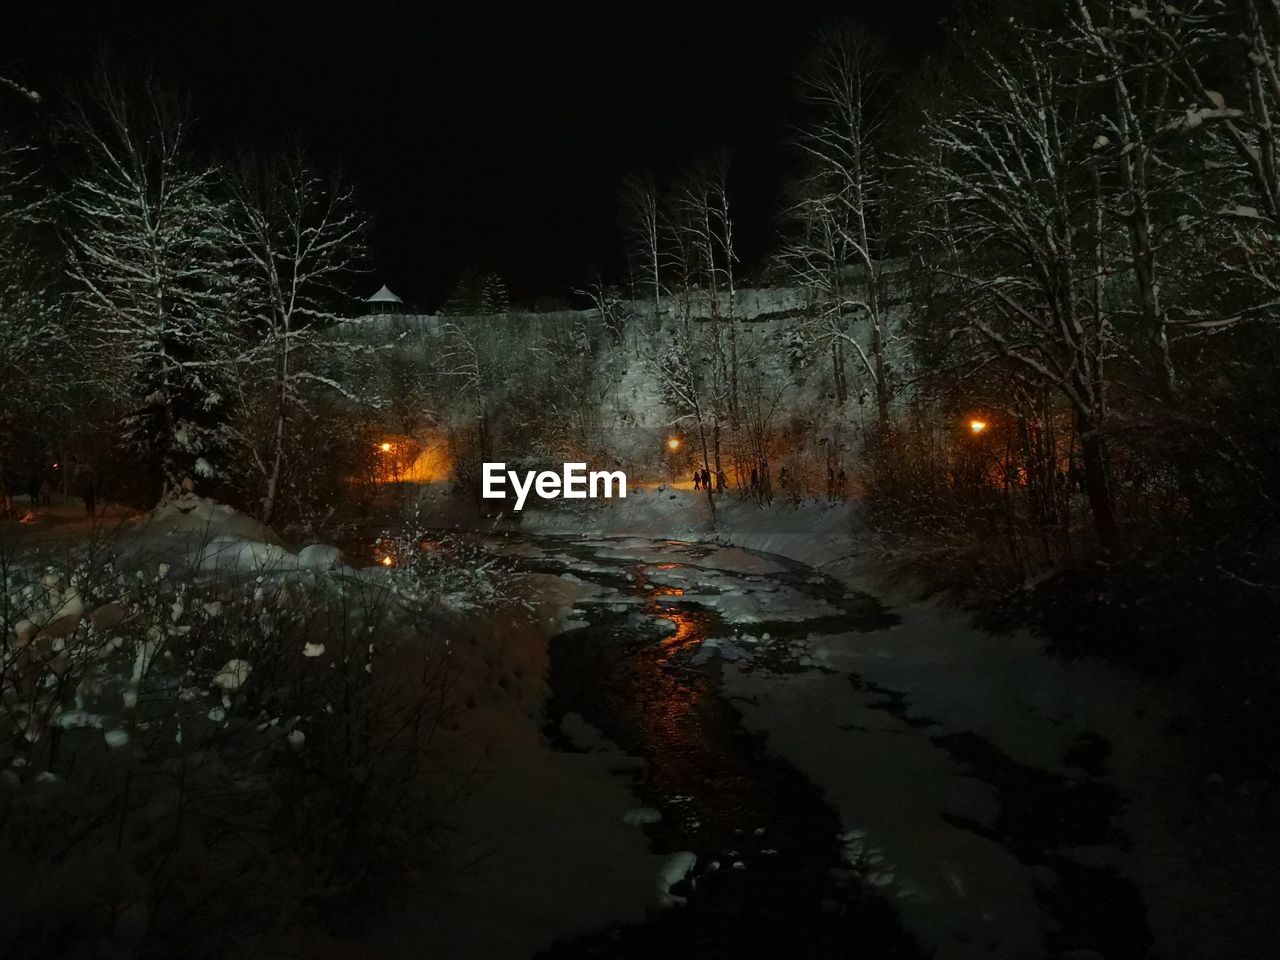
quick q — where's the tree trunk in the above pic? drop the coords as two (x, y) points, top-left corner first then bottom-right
(872, 320), (889, 437)
(261, 414), (285, 524)
(831, 341), (847, 403)
(1076, 410), (1117, 544)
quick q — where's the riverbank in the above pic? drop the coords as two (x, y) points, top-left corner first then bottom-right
(1, 497), (671, 960)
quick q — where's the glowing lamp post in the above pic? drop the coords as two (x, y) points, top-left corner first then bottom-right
(963, 418), (991, 488)
(665, 437), (683, 483)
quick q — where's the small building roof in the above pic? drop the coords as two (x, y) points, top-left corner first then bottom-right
(366, 284), (403, 304)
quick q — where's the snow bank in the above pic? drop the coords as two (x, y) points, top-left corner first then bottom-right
(142, 494), (286, 546)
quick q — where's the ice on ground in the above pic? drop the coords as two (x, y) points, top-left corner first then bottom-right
(694, 546), (787, 575)
(520, 492), (1268, 958)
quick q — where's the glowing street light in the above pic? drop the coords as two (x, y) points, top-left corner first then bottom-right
(379, 441), (393, 453)
(380, 555), (394, 567)
(667, 437), (681, 452)
(968, 419), (988, 435)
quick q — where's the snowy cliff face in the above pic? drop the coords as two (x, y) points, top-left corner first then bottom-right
(351, 285), (916, 492)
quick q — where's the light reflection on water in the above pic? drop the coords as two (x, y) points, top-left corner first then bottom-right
(651, 586), (704, 661)
(541, 548), (926, 960)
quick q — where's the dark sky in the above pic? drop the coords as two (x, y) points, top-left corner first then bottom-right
(1, 1), (951, 307)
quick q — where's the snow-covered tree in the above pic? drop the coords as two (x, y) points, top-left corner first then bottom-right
(62, 69), (238, 497)
(619, 173), (662, 317)
(1133, 0), (1280, 331)
(479, 271), (510, 314)
(1064, 1), (1232, 398)
(223, 149), (369, 522)
(780, 25), (895, 432)
(0, 137), (66, 488)
(441, 268), (508, 315)
(914, 38), (1121, 539)
(0, 75), (41, 105)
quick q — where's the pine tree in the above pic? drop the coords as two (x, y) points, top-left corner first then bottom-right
(479, 271), (509, 314)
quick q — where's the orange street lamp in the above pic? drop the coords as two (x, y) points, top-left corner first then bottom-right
(380, 554), (394, 567)
(379, 441), (393, 453)
(968, 419), (988, 435)
(667, 437), (681, 452)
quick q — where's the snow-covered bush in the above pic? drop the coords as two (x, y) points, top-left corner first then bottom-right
(0, 534), (465, 957)
(374, 526), (522, 612)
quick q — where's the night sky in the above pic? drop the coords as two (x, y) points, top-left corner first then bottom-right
(1, 1), (951, 306)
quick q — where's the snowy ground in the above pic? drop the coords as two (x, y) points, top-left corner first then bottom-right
(2, 496), (671, 960)
(515, 488), (1277, 960)
(9, 491), (1272, 958)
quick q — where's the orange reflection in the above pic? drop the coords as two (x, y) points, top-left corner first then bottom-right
(651, 585), (702, 661)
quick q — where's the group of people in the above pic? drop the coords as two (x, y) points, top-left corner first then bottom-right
(682, 460), (850, 503)
(691, 465), (728, 493)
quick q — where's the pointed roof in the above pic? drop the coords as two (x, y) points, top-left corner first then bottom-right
(366, 284), (403, 304)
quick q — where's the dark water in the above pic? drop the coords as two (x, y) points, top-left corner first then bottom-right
(528, 540), (923, 960)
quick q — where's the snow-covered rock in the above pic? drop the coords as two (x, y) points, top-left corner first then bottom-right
(559, 711), (617, 753)
(622, 807), (662, 827)
(298, 543), (343, 570)
(212, 659), (252, 692)
(656, 851), (697, 906)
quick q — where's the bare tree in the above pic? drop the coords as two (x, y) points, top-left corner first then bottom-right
(620, 173), (662, 317)
(1066, 0), (1216, 399)
(915, 40), (1120, 540)
(781, 25), (894, 434)
(0, 75), (41, 105)
(223, 149), (368, 522)
(1139, 0), (1280, 330)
